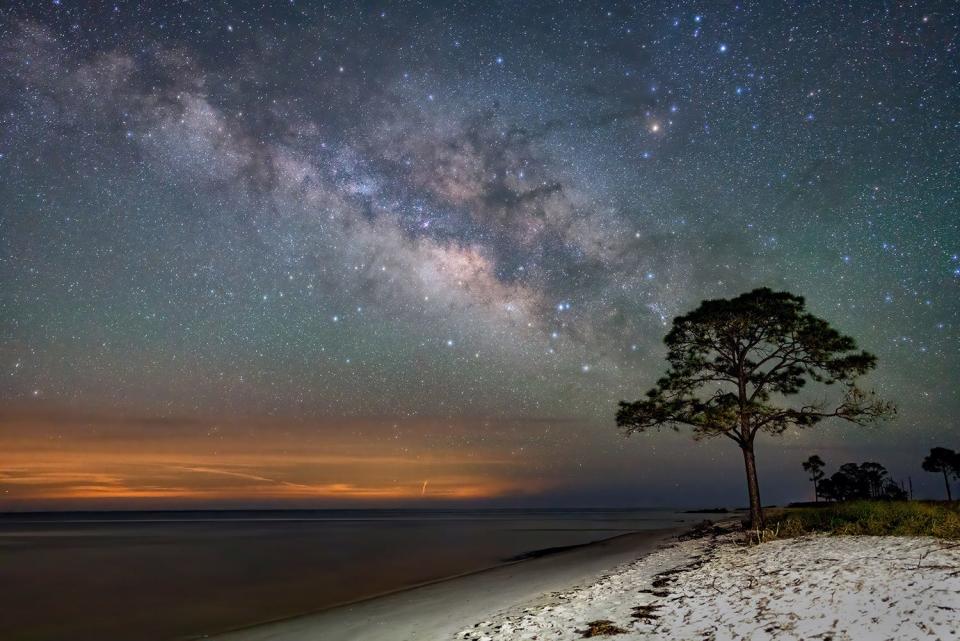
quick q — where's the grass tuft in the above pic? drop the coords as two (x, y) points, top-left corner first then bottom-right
(764, 501), (960, 540)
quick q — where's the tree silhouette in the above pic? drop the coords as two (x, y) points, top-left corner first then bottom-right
(922, 447), (959, 501)
(818, 461), (906, 501)
(859, 462), (889, 499)
(616, 288), (894, 529)
(801, 454), (826, 502)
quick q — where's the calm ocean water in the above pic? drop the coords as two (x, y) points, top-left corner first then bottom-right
(0, 508), (709, 641)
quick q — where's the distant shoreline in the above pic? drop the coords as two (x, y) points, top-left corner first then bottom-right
(0, 506), (714, 518)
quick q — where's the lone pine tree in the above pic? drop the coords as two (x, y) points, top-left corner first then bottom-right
(617, 288), (894, 529)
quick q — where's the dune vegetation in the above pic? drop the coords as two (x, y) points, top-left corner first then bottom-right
(766, 501), (960, 539)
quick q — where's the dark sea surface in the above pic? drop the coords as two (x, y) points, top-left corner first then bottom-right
(0, 508), (711, 641)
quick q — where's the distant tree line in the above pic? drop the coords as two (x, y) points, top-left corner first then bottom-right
(802, 456), (906, 501)
(802, 447), (959, 503)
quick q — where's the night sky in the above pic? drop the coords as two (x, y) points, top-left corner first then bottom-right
(1, 1), (957, 509)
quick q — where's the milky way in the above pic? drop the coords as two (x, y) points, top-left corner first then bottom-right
(1, 2), (958, 507)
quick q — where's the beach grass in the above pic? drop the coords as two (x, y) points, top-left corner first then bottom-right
(765, 500), (960, 539)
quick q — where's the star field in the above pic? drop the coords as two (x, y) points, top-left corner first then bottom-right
(0, 1), (958, 507)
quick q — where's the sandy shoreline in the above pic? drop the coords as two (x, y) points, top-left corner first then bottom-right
(457, 528), (960, 641)
(208, 526), (690, 641)
(212, 522), (960, 641)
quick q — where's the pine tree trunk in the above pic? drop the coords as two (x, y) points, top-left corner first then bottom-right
(813, 479), (819, 503)
(945, 471), (953, 502)
(741, 444), (764, 529)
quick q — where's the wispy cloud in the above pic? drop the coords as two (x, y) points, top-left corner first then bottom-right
(0, 410), (554, 506)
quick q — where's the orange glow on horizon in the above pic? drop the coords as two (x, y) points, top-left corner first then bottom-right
(0, 406), (555, 508)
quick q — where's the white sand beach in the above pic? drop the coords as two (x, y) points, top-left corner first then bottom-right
(214, 523), (960, 641)
(457, 529), (960, 641)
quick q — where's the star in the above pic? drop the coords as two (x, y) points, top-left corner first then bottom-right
(0, 0), (954, 511)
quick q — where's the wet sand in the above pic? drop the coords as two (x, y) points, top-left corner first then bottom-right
(210, 526), (688, 641)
